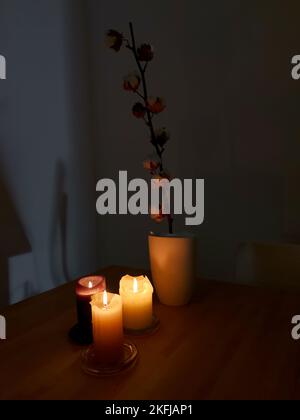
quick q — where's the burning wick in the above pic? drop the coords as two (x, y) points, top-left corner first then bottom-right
(133, 278), (138, 294)
(103, 290), (108, 308)
(88, 281), (93, 289)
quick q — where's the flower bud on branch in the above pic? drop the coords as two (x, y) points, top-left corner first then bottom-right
(132, 102), (146, 119)
(137, 44), (154, 62)
(123, 73), (141, 92)
(105, 30), (124, 52)
(147, 97), (166, 114)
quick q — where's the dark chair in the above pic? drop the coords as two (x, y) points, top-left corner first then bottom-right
(236, 241), (300, 291)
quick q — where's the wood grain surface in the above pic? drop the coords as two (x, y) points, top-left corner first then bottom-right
(0, 266), (300, 400)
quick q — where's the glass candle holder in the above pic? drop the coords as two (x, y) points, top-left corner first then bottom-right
(81, 291), (138, 376)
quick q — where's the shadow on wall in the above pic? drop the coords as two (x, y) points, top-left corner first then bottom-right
(49, 160), (70, 287)
(61, 0), (99, 280)
(0, 0), (99, 306)
(0, 172), (31, 309)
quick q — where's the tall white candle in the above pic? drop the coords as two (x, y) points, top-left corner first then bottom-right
(119, 275), (153, 330)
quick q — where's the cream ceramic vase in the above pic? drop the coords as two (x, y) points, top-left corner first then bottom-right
(148, 233), (197, 306)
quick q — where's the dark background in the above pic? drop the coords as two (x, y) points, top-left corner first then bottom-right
(1, 0), (300, 308)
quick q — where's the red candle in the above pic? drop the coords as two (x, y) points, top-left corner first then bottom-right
(76, 276), (106, 331)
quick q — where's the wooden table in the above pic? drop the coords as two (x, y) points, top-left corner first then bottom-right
(0, 266), (300, 400)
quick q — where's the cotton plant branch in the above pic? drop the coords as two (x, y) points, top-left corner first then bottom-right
(105, 23), (174, 234)
(127, 23), (165, 171)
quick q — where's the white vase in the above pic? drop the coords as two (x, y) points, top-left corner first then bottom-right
(148, 233), (197, 306)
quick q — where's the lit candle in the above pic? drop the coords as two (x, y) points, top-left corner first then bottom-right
(119, 275), (153, 331)
(75, 276), (106, 331)
(91, 291), (124, 365)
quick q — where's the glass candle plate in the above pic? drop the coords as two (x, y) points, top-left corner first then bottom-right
(81, 341), (138, 377)
(124, 314), (160, 337)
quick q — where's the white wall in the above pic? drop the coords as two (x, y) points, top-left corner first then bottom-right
(87, 0), (300, 280)
(0, 0), (98, 304)
(1, 0), (300, 306)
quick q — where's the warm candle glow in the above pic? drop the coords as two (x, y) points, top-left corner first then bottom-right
(75, 276), (106, 337)
(133, 278), (138, 294)
(77, 276), (106, 296)
(120, 275), (153, 330)
(91, 292), (124, 365)
(103, 290), (108, 307)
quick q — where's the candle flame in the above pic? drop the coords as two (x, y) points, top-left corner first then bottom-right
(103, 290), (108, 307)
(88, 281), (93, 289)
(133, 278), (138, 293)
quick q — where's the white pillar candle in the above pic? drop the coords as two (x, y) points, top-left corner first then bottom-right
(119, 275), (153, 330)
(91, 291), (124, 365)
